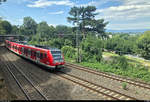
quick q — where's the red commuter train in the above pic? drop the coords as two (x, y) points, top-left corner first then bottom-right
(5, 40), (65, 69)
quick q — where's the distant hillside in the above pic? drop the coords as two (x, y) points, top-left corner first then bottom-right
(106, 29), (150, 33)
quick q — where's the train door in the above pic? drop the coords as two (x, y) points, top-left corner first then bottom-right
(36, 51), (40, 63)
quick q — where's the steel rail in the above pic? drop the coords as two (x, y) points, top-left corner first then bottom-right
(65, 62), (150, 90)
(56, 71), (137, 100)
(5, 54), (48, 100)
(0, 57), (31, 100)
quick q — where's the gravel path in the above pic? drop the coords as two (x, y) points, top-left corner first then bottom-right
(1, 47), (106, 100)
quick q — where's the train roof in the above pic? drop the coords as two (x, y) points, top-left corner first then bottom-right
(35, 45), (61, 51)
(7, 40), (61, 51)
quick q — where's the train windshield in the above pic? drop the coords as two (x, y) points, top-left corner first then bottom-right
(50, 49), (63, 63)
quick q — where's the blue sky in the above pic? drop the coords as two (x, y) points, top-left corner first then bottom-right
(0, 0), (150, 30)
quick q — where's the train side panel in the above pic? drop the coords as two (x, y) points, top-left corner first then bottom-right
(5, 40), (65, 69)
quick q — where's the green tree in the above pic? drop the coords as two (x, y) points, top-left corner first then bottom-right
(91, 19), (108, 39)
(112, 56), (128, 69)
(11, 25), (19, 34)
(36, 21), (50, 41)
(81, 35), (103, 62)
(54, 25), (75, 47)
(0, 20), (5, 34)
(21, 16), (37, 36)
(104, 34), (138, 55)
(137, 31), (150, 59)
(55, 25), (74, 40)
(62, 46), (76, 58)
(0, 0), (6, 5)
(49, 25), (56, 38)
(67, 6), (98, 39)
(1, 20), (12, 34)
(64, 39), (72, 46)
(55, 25), (72, 35)
(48, 38), (64, 49)
(0, 20), (12, 35)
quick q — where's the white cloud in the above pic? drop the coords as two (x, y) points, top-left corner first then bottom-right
(27, 0), (74, 8)
(48, 24), (57, 27)
(96, 0), (150, 20)
(10, 0), (32, 4)
(96, 0), (150, 29)
(48, 11), (64, 15)
(78, 0), (113, 7)
(123, 0), (150, 5)
(107, 22), (150, 30)
(107, 5), (150, 11)
(78, 1), (98, 7)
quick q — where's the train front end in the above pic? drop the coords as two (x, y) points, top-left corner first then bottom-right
(49, 48), (65, 69)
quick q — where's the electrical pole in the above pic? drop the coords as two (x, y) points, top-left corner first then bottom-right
(76, 10), (80, 63)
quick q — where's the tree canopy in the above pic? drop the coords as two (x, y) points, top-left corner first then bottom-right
(0, 20), (12, 35)
(0, 0), (6, 5)
(137, 31), (150, 59)
(21, 17), (37, 36)
(67, 6), (108, 39)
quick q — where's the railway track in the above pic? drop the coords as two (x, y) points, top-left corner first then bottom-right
(0, 47), (137, 100)
(55, 71), (137, 100)
(0, 53), (48, 100)
(65, 62), (150, 90)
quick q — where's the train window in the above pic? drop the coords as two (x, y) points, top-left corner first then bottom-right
(24, 48), (25, 54)
(34, 52), (36, 57)
(26, 49), (27, 54)
(36, 52), (40, 58)
(21, 47), (24, 53)
(40, 53), (43, 59)
(26, 49), (28, 54)
(31, 50), (34, 56)
(28, 49), (31, 55)
(45, 53), (47, 58)
(24, 48), (27, 54)
(27, 49), (28, 54)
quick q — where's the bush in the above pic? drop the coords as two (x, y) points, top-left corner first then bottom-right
(61, 46), (76, 58)
(117, 56), (128, 69)
(137, 31), (150, 59)
(81, 50), (96, 62)
(64, 39), (72, 46)
(81, 35), (103, 62)
(122, 82), (127, 90)
(48, 38), (64, 49)
(111, 56), (128, 69)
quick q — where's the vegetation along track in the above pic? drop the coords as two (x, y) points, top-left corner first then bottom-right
(55, 70), (137, 100)
(65, 62), (150, 90)
(0, 49), (48, 100)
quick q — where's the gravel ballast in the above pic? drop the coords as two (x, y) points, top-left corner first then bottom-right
(1, 47), (106, 100)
